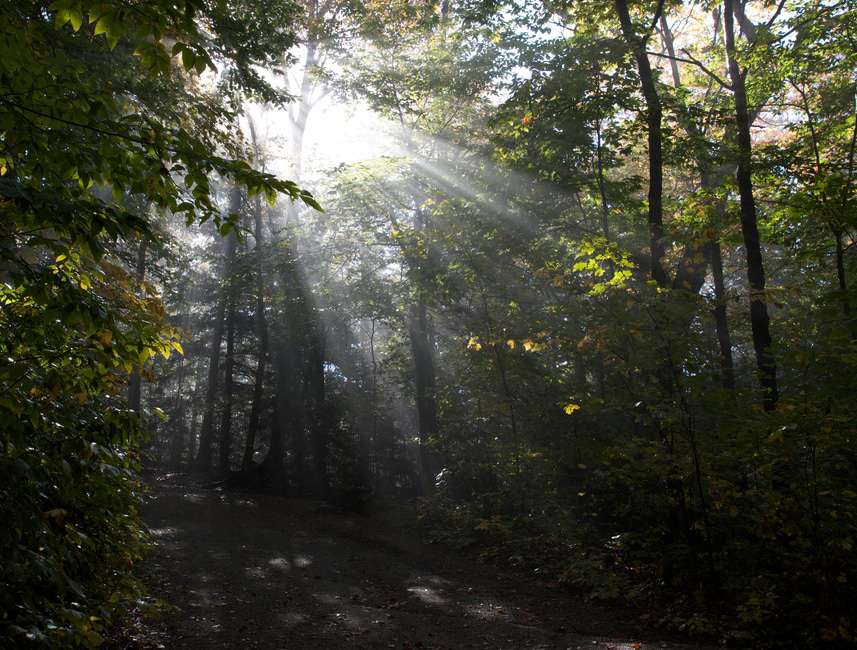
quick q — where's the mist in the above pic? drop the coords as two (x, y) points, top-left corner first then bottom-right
(2, 0), (855, 648)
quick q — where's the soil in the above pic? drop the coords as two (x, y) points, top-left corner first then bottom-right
(127, 473), (712, 650)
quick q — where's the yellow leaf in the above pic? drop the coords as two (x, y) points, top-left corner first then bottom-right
(171, 340), (184, 355)
(506, 339), (516, 349)
(467, 336), (482, 351)
(564, 403), (581, 415)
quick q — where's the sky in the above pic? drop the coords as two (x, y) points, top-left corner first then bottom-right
(244, 94), (404, 193)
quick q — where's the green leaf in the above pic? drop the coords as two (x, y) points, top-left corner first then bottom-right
(181, 47), (197, 71)
(68, 9), (83, 31)
(300, 192), (323, 212)
(94, 16), (110, 36)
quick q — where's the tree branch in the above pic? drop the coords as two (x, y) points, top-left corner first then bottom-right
(646, 50), (732, 90)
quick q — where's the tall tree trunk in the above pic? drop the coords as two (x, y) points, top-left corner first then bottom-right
(834, 229), (855, 338)
(305, 322), (328, 497)
(194, 192), (239, 470)
(615, 0), (668, 286)
(272, 40), (327, 493)
(836, 96), (857, 339)
(724, 0), (778, 409)
(168, 354), (190, 467)
(594, 115), (611, 241)
(284, 40), (318, 226)
(185, 355), (206, 463)
(263, 247), (301, 491)
(367, 318), (379, 488)
(217, 291), (237, 472)
(707, 238), (735, 389)
(265, 337), (298, 492)
(409, 296), (439, 494)
(660, 17), (736, 386)
(128, 236), (148, 414)
(243, 192), (269, 471)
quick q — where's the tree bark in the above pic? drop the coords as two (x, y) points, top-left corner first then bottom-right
(409, 296), (439, 494)
(285, 40), (318, 227)
(305, 323), (329, 497)
(263, 245), (302, 491)
(217, 289), (237, 472)
(243, 192), (270, 471)
(615, 0), (668, 286)
(594, 116), (611, 241)
(724, 0), (778, 409)
(834, 229), (855, 338)
(195, 190), (240, 470)
(127, 236), (148, 415)
(707, 238), (735, 389)
(168, 353), (190, 467)
(660, 17), (736, 386)
(265, 316), (300, 493)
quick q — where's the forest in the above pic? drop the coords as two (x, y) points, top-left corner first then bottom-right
(1, 0), (855, 647)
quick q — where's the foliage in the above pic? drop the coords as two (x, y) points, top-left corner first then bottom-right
(0, 0), (312, 645)
(8, 0), (853, 646)
(296, 0), (857, 645)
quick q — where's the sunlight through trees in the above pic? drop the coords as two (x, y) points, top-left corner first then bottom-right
(2, 0), (856, 646)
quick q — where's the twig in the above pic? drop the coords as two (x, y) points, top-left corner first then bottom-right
(646, 50), (732, 90)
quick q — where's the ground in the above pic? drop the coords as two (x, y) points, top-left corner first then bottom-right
(128, 474), (711, 650)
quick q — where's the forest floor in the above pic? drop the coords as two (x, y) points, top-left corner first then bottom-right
(124, 473), (712, 650)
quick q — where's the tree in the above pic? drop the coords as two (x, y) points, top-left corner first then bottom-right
(0, 0), (317, 642)
(722, 0), (778, 409)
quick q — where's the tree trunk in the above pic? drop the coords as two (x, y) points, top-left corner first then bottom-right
(168, 354), (190, 467)
(367, 318), (379, 488)
(185, 355), (207, 463)
(660, 17), (736, 387)
(594, 116), (611, 241)
(724, 0), (778, 409)
(707, 239), (736, 389)
(128, 236), (148, 414)
(834, 229), (855, 338)
(217, 291), (237, 472)
(284, 40), (318, 227)
(409, 296), (439, 494)
(194, 191), (239, 470)
(615, 0), (668, 286)
(278, 40), (327, 494)
(305, 323), (329, 497)
(265, 328), (299, 493)
(264, 245), (302, 490)
(243, 192), (269, 471)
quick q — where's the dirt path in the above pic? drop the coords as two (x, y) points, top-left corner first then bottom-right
(134, 474), (708, 650)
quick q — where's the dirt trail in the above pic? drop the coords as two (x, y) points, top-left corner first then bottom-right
(134, 475), (708, 650)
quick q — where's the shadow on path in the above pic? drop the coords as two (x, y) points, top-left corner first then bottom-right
(134, 474), (709, 650)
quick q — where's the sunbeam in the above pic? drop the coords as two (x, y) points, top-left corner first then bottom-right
(5, 0), (853, 646)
